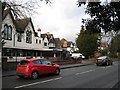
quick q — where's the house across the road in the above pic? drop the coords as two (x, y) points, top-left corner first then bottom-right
(1, 9), (70, 62)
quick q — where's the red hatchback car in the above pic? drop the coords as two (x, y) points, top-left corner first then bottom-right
(16, 58), (60, 79)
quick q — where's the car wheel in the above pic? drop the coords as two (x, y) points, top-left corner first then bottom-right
(18, 75), (24, 78)
(111, 62), (113, 65)
(106, 62), (109, 66)
(54, 69), (60, 75)
(31, 71), (39, 79)
(96, 63), (99, 66)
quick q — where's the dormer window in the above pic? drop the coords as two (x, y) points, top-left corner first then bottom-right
(44, 42), (47, 46)
(26, 30), (32, 44)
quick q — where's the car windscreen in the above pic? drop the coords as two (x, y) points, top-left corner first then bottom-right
(20, 60), (29, 65)
(97, 56), (108, 60)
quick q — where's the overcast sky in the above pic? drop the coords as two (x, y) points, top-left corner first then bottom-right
(32, 0), (89, 42)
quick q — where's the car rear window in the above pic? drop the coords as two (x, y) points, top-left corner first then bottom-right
(20, 60), (29, 65)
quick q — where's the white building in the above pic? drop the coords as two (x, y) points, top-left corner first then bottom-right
(1, 9), (55, 60)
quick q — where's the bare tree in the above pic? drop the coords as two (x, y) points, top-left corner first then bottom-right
(2, 0), (52, 19)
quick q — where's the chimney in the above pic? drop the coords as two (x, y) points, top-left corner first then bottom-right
(37, 28), (41, 37)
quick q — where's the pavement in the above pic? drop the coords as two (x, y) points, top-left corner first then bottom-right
(2, 60), (95, 77)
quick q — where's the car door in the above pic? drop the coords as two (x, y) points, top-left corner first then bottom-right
(40, 60), (54, 74)
(32, 60), (43, 73)
(107, 57), (112, 64)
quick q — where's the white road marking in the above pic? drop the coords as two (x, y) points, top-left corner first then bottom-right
(14, 77), (62, 88)
(100, 66), (112, 69)
(100, 67), (106, 69)
(76, 69), (95, 75)
(105, 66), (112, 68)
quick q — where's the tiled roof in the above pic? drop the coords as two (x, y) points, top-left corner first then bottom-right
(3, 9), (37, 36)
(2, 8), (14, 21)
(67, 41), (74, 47)
(41, 33), (55, 43)
(15, 18), (30, 33)
(41, 33), (52, 40)
(15, 18), (37, 36)
(54, 38), (62, 49)
(41, 34), (47, 40)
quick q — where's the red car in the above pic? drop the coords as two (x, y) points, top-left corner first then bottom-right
(16, 58), (60, 79)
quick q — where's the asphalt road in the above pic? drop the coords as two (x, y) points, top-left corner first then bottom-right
(2, 61), (119, 88)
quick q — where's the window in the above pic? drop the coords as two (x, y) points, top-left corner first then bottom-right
(26, 30), (32, 44)
(33, 60), (41, 64)
(17, 33), (22, 42)
(4, 24), (8, 39)
(36, 39), (38, 44)
(20, 60), (29, 65)
(44, 42), (47, 46)
(41, 60), (52, 65)
(8, 26), (12, 40)
(4, 24), (12, 40)
(29, 31), (32, 43)
(26, 30), (29, 43)
(39, 40), (41, 44)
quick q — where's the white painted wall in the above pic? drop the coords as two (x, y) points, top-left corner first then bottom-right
(49, 43), (55, 48)
(2, 12), (51, 51)
(42, 37), (49, 49)
(33, 37), (43, 50)
(15, 22), (34, 49)
(2, 13), (16, 48)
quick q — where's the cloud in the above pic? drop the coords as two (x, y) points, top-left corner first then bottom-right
(32, 0), (89, 42)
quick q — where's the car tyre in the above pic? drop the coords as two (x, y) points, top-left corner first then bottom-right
(111, 62), (113, 65)
(18, 75), (24, 78)
(54, 69), (60, 75)
(96, 63), (99, 66)
(31, 71), (39, 79)
(106, 62), (109, 66)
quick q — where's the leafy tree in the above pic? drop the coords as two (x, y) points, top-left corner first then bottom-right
(109, 34), (120, 55)
(77, 0), (120, 33)
(76, 26), (99, 57)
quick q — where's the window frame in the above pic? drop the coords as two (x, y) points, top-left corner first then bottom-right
(8, 25), (12, 40)
(32, 60), (41, 64)
(4, 24), (8, 40)
(26, 30), (32, 44)
(44, 42), (47, 46)
(4, 24), (12, 40)
(40, 60), (52, 65)
(39, 40), (41, 44)
(17, 33), (22, 42)
(36, 39), (38, 44)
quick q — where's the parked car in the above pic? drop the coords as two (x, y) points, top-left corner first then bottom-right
(71, 53), (85, 60)
(96, 56), (113, 66)
(16, 58), (60, 79)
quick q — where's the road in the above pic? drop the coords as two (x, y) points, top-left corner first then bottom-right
(2, 61), (119, 88)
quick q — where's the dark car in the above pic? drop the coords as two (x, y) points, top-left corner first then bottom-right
(16, 58), (60, 79)
(96, 56), (113, 66)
